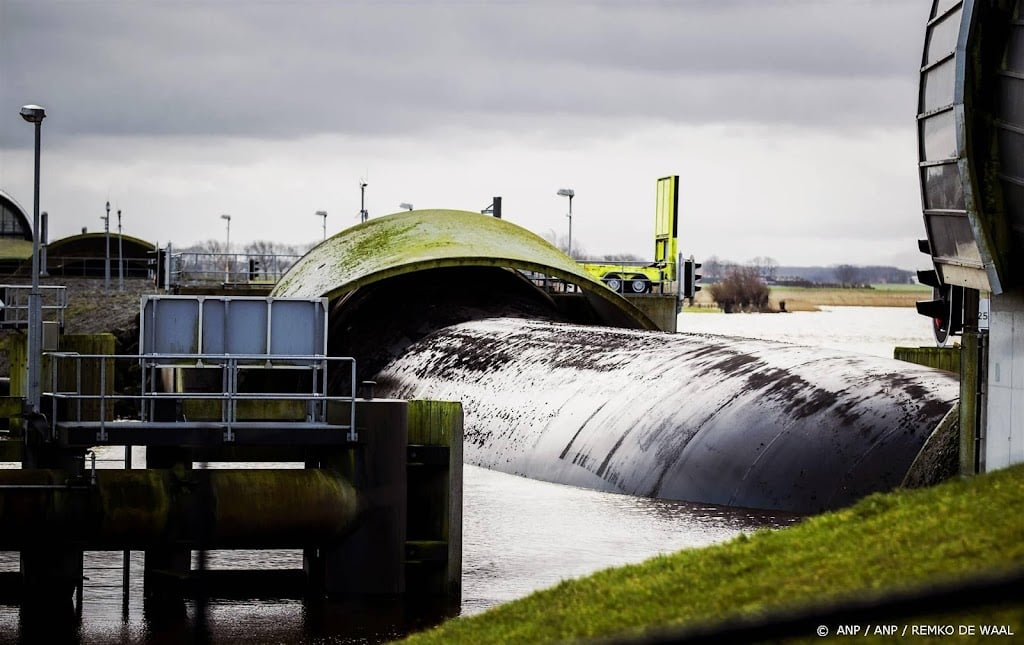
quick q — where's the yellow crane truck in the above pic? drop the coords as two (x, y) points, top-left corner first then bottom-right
(580, 175), (679, 294)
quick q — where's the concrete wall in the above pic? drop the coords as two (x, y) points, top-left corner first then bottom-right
(893, 347), (960, 374)
(985, 288), (1024, 470)
(624, 294), (678, 333)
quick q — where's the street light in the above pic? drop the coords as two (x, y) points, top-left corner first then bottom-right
(399, 203), (414, 211)
(117, 209), (124, 290)
(315, 210), (327, 240)
(19, 104), (45, 414)
(359, 180), (369, 223)
(103, 201), (111, 292)
(220, 213), (231, 282)
(557, 188), (575, 258)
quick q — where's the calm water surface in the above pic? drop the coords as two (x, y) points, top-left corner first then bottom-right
(0, 306), (929, 643)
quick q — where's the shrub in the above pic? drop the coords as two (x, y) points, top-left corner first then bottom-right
(709, 266), (771, 313)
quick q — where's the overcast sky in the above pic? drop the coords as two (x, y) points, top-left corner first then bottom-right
(0, 0), (932, 268)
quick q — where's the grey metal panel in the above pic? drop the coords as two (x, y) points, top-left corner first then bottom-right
(201, 298), (226, 354)
(926, 11), (962, 65)
(921, 163), (965, 210)
(224, 299), (268, 355)
(270, 299), (327, 356)
(934, 0), (963, 19)
(920, 109), (957, 160)
(141, 295), (327, 359)
(922, 61), (957, 113)
(142, 297), (200, 355)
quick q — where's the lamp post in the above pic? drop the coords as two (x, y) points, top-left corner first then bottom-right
(316, 210), (327, 240)
(557, 188), (575, 258)
(220, 214), (231, 282)
(399, 203), (413, 211)
(19, 104), (45, 414)
(359, 181), (368, 223)
(103, 201), (111, 292)
(117, 209), (124, 290)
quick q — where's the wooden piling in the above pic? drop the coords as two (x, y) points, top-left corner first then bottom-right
(406, 399), (463, 601)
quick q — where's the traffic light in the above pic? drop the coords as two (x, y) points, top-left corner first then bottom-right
(147, 247), (165, 287)
(248, 258), (261, 281)
(683, 256), (702, 298)
(915, 239), (963, 345)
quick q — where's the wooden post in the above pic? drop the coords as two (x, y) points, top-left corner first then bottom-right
(405, 399), (463, 600)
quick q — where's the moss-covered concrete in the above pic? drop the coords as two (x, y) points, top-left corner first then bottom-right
(624, 294), (678, 332)
(271, 210), (657, 330)
(406, 400), (463, 600)
(893, 346), (960, 373)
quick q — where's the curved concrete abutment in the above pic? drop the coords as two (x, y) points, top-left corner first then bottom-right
(272, 209), (659, 332)
(374, 319), (960, 514)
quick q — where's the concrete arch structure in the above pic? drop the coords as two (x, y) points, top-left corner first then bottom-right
(272, 209), (658, 331)
(46, 232), (156, 278)
(0, 189), (33, 271)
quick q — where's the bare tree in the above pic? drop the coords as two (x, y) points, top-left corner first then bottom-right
(542, 230), (587, 259)
(833, 264), (863, 287)
(702, 256), (726, 282)
(599, 252), (645, 262)
(244, 240), (303, 279)
(748, 256), (779, 281)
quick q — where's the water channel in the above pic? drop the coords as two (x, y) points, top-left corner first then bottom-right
(0, 306), (937, 643)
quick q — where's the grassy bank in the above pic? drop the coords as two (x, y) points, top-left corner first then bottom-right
(770, 285), (930, 311)
(401, 465), (1024, 644)
(686, 284), (931, 312)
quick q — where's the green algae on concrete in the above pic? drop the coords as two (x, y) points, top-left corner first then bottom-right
(893, 346), (960, 374)
(406, 399), (463, 599)
(271, 210), (658, 330)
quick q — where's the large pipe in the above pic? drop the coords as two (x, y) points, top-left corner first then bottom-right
(0, 468), (359, 549)
(374, 318), (960, 513)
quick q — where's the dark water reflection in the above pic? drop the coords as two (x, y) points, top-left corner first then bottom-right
(0, 463), (797, 643)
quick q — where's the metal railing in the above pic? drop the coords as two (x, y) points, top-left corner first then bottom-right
(520, 268), (679, 297)
(43, 351), (358, 443)
(169, 252), (302, 287)
(0, 284), (68, 328)
(42, 256), (153, 279)
(578, 260), (678, 295)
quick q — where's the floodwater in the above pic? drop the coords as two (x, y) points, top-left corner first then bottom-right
(676, 305), (936, 359)
(0, 306), (934, 643)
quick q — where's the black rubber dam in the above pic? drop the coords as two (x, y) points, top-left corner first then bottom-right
(274, 210), (961, 514)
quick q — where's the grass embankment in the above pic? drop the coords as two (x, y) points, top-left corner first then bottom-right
(402, 465), (1024, 644)
(685, 284), (931, 313)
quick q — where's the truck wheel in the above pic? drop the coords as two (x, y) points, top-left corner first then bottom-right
(629, 277), (651, 294)
(604, 276), (623, 292)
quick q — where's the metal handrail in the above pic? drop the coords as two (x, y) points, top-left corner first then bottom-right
(43, 351), (358, 443)
(0, 284), (68, 328)
(168, 252), (302, 286)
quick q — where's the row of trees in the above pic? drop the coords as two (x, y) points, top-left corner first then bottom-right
(174, 239), (311, 281)
(703, 256), (779, 283)
(702, 257), (913, 287)
(702, 257), (915, 313)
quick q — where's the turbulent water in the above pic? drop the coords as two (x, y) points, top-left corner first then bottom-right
(0, 306), (937, 643)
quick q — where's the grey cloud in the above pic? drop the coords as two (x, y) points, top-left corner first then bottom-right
(0, 0), (928, 147)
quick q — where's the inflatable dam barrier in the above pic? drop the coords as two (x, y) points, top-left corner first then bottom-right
(373, 319), (959, 514)
(274, 210), (961, 514)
